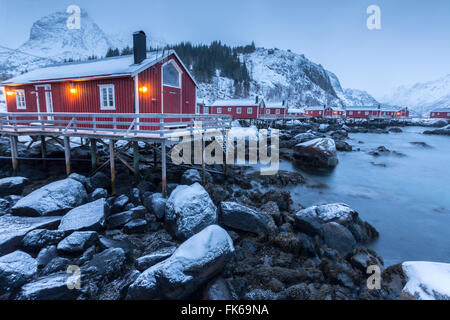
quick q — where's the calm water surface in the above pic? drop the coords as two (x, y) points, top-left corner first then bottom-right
(282, 126), (450, 266)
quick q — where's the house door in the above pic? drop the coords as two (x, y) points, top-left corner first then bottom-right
(35, 85), (53, 120)
(162, 60), (183, 126)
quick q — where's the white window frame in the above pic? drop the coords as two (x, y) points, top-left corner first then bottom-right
(447, 113), (450, 117)
(162, 59), (182, 89)
(349, 111), (353, 115)
(16, 89), (26, 110)
(266, 109), (270, 114)
(228, 107), (232, 112)
(217, 107), (222, 114)
(195, 105), (200, 114)
(365, 111), (369, 115)
(203, 106), (209, 114)
(236, 107), (242, 114)
(247, 107), (253, 114)
(276, 109), (281, 114)
(98, 84), (116, 110)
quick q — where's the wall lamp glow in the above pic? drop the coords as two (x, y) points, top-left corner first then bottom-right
(6, 91), (14, 96)
(69, 83), (77, 94)
(139, 86), (148, 93)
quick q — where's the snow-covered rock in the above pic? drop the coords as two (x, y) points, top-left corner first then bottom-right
(58, 199), (107, 232)
(294, 138), (338, 168)
(57, 231), (99, 254)
(12, 178), (87, 217)
(402, 261), (450, 300)
(165, 183), (217, 240)
(0, 177), (29, 197)
(220, 202), (276, 237)
(0, 250), (37, 295)
(0, 215), (61, 255)
(127, 225), (234, 299)
(296, 203), (357, 225)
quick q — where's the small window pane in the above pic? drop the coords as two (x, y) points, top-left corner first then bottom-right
(163, 62), (180, 87)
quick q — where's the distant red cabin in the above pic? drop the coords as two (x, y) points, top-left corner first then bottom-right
(430, 108), (450, 119)
(304, 106), (326, 118)
(209, 98), (264, 119)
(1, 32), (197, 129)
(261, 102), (287, 119)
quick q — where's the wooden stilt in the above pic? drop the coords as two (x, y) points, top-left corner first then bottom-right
(109, 139), (116, 195)
(133, 141), (140, 184)
(153, 143), (157, 167)
(90, 139), (98, 172)
(222, 130), (227, 176)
(40, 136), (47, 169)
(161, 140), (167, 197)
(10, 136), (18, 176)
(63, 136), (71, 176)
(202, 133), (206, 186)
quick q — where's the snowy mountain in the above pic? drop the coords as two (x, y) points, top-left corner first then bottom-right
(381, 74), (450, 116)
(0, 9), (165, 78)
(327, 71), (379, 106)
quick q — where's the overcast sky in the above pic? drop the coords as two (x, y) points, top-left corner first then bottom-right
(0, 0), (449, 98)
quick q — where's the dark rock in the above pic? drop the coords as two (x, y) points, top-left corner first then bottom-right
(128, 188), (141, 206)
(89, 188), (108, 201)
(12, 178), (87, 217)
(111, 195), (129, 214)
(260, 201), (281, 225)
(272, 231), (316, 257)
(123, 219), (148, 234)
(57, 231), (99, 254)
(410, 141), (432, 148)
(204, 183), (231, 206)
(89, 172), (110, 190)
(350, 248), (384, 272)
(180, 169), (202, 185)
(36, 245), (58, 268)
(0, 250), (37, 295)
(203, 277), (233, 300)
(22, 229), (66, 252)
(244, 289), (278, 300)
(294, 138), (338, 168)
(98, 236), (134, 258)
(165, 183), (217, 241)
(0, 177), (29, 197)
(41, 257), (71, 275)
(320, 222), (356, 257)
(389, 127), (403, 133)
(143, 193), (166, 220)
(107, 209), (145, 229)
(58, 199), (107, 232)
(127, 225), (234, 300)
(335, 141), (352, 152)
(17, 272), (80, 300)
(81, 248), (126, 282)
(135, 246), (177, 271)
(220, 201), (276, 237)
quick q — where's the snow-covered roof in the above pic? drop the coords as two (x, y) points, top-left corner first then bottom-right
(345, 105), (380, 111)
(430, 107), (450, 113)
(211, 99), (261, 107)
(265, 102), (287, 109)
(2, 50), (198, 86)
(305, 106), (325, 111)
(287, 108), (304, 113)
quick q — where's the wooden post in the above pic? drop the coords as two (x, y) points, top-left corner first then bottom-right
(63, 136), (71, 176)
(202, 132), (206, 186)
(161, 140), (167, 197)
(40, 136), (47, 169)
(90, 139), (98, 172)
(10, 136), (18, 176)
(133, 141), (140, 184)
(153, 143), (157, 167)
(109, 139), (116, 195)
(222, 129), (227, 176)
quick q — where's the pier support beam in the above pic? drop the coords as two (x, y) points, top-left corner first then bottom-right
(10, 136), (18, 176)
(63, 136), (71, 176)
(40, 136), (47, 169)
(202, 133), (206, 186)
(133, 141), (140, 184)
(90, 139), (98, 172)
(161, 140), (167, 198)
(109, 139), (116, 195)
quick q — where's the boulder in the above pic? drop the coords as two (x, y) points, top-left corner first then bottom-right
(81, 248), (126, 282)
(98, 236), (134, 258)
(12, 178), (87, 217)
(0, 250), (37, 295)
(111, 194), (129, 214)
(36, 246), (58, 268)
(143, 193), (166, 220)
(296, 203), (357, 225)
(41, 257), (71, 275)
(89, 188), (108, 201)
(180, 169), (202, 185)
(57, 231), (99, 254)
(220, 201), (276, 237)
(88, 172), (110, 190)
(335, 141), (352, 152)
(123, 219), (148, 234)
(0, 215), (61, 255)
(203, 277), (233, 300)
(0, 177), (29, 197)
(58, 199), (107, 232)
(127, 225), (234, 300)
(17, 272), (80, 300)
(136, 246), (177, 272)
(165, 183), (217, 241)
(320, 222), (356, 257)
(293, 138), (338, 168)
(107, 208), (145, 229)
(22, 229), (66, 252)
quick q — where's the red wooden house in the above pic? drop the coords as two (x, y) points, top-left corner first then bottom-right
(261, 101), (287, 119)
(1, 31), (197, 129)
(345, 106), (380, 119)
(304, 106), (326, 118)
(209, 97), (264, 119)
(430, 108), (450, 119)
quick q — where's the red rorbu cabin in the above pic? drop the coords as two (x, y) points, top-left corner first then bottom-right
(209, 97), (264, 119)
(261, 101), (287, 119)
(430, 108), (450, 119)
(305, 106), (326, 118)
(1, 31), (197, 130)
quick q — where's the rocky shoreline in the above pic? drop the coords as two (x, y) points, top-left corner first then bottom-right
(0, 118), (449, 300)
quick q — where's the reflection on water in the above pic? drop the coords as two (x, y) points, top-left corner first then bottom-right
(286, 127), (450, 266)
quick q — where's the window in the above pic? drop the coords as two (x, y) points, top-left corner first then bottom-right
(276, 109), (281, 114)
(365, 112), (369, 115)
(16, 90), (26, 109)
(163, 61), (181, 88)
(247, 108), (252, 114)
(349, 111), (353, 115)
(447, 113), (450, 117)
(228, 107), (232, 112)
(217, 107), (222, 114)
(99, 85), (115, 110)
(203, 107), (209, 114)
(236, 107), (242, 114)
(266, 109), (270, 114)
(195, 105), (200, 114)
(319, 111), (322, 115)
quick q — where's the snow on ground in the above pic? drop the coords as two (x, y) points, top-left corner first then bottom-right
(402, 261), (450, 300)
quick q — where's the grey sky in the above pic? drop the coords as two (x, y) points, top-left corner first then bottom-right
(0, 0), (449, 98)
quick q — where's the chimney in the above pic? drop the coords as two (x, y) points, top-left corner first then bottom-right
(255, 96), (259, 104)
(133, 31), (147, 64)
(282, 100), (285, 106)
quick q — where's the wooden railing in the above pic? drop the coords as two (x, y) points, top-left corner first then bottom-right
(0, 112), (233, 138)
